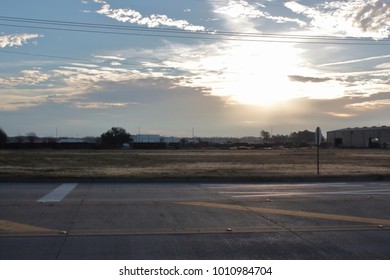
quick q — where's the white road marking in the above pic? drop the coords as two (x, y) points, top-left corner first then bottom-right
(202, 183), (366, 189)
(226, 189), (390, 198)
(37, 183), (78, 202)
(203, 183), (390, 198)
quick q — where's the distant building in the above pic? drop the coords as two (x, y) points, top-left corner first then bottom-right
(163, 136), (181, 144)
(327, 126), (390, 148)
(134, 134), (161, 143)
(58, 137), (83, 143)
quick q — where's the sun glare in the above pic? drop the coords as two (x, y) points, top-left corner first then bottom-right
(172, 39), (346, 108)
(184, 41), (315, 107)
(231, 43), (308, 105)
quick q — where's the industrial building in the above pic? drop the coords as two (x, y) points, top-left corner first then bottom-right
(327, 126), (390, 148)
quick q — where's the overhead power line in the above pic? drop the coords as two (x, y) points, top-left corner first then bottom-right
(0, 15), (389, 45)
(0, 49), (90, 62)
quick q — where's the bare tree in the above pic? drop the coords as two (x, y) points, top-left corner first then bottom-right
(26, 132), (38, 143)
(0, 127), (7, 147)
(260, 130), (271, 142)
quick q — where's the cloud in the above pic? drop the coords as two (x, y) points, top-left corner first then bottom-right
(285, 0), (390, 39)
(288, 75), (332, 83)
(107, 37), (388, 106)
(53, 64), (137, 86)
(73, 102), (133, 109)
(0, 87), (50, 111)
(214, 0), (306, 27)
(0, 62), (143, 110)
(319, 54), (390, 67)
(327, 112), (357, 118)
(0, 33), (42, 48)
(94, 55), (126, 61)
(346, 99), (390, 110)
(96, 2), (205, 31)
(376, 62), (390, 69)
(0, 70), (49, 87)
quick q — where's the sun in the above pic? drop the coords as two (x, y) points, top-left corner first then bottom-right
(172, 40), (342, 107)
(183, 41), (310, 107)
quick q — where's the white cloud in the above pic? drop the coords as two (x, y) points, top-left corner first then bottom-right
(52, 64), (138, 93)
(0, 61), (148, 111)
(285, 0), (390, 39)
(376, 62), (390, 69)
(73, 102), (132, 109)
(110, 61), (122, 66)
(213, 0), (306, 27)
(94, 55), (126, 61)
(0, 70), (49, 87)
(0, 33), (42, 48)
(318, 54), (390, 67)
(96, 3), (205, 31)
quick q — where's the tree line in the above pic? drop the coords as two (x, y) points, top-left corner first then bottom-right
(0, 127), (322, 149)
(260, 129), (324, 144)
(0, 127), (133, 148)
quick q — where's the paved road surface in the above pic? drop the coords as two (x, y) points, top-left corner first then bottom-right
(1, 181), (390, 259)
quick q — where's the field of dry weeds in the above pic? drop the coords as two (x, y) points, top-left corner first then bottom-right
(1, 148), (389, 180)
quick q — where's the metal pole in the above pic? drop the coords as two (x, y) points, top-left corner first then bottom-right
(315, 127), (321, 175)
(317, 144), (320, 175)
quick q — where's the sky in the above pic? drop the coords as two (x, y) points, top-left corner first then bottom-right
(0, 0), (389, 138)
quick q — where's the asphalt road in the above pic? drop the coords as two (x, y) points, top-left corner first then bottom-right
(1, 181), (390, 259)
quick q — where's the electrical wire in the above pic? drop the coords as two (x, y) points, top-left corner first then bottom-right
(0, 15), (389, 45)
(0, 49), (91, 62)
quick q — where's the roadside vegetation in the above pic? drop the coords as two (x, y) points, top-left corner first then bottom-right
(0, 148), (389, 180)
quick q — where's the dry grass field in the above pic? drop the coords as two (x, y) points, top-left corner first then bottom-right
(0, 148), (389, 181)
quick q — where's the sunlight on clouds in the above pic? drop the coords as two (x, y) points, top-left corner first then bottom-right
(327, 112), (357, 118)
(162, 40), (346, 107)
(0, 70), (50, 87)
(52, 64), (135, 91)
(94, 55), (126, 61)
(0, 88), (49, 111)
(73, 102), (132, 109)
(0, 61), (148, 111)
(214, 0), (306, 27)
(285, 0), (390, 39)
(346, 99), (390, 111)
(0, 33), (42, 48)
(96, 1), (205, 31)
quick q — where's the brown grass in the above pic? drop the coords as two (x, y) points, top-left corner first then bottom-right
(0, 148), (389, 180)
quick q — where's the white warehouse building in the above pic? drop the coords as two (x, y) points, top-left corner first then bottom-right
(327, 126), (390, 148)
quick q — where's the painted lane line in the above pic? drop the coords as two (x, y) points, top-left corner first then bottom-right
(178, 201), (390, 227)
(0, 219), (52, 232)
(37, 183), (78, 202)
(0, 219), (58, 235)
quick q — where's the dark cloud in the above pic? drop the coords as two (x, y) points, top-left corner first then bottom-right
(288, 75), (332, 83)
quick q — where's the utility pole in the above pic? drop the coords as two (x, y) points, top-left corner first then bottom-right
(315, 127), (322, 175)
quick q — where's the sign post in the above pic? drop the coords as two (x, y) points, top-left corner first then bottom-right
(315, 127), (322, 175)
